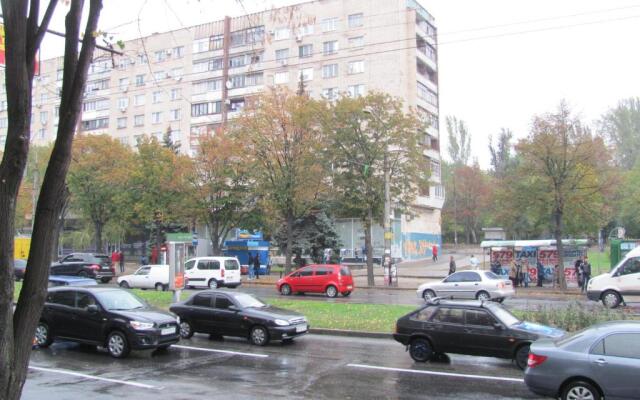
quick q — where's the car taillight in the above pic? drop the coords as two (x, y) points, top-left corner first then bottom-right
(89, 264), (100, 271)
(221, 268), (225, 278)
(527, 353), (547, 368)
(497, 282), (505, 289)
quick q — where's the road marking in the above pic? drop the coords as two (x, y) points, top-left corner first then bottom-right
(347, 363), (524, 383)
(28, 366), (161, 389)
(173, 344), (269, 358)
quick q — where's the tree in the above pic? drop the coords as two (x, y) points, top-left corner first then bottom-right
(517, 102), (614, 289)
(273, 208), (340, 263)
(15, 144), (52, 232)
(599, 97), (640, 170)
(189, 133), (256, 255)
(327, 92), (428, 286)
(445, 115), (471, 246)
(233, 88), (328, 273)
(488, 128), (515, 178)
(0, 1), (103, 398)
(67, 134), (134, 253)
(162, 125), (181, 154)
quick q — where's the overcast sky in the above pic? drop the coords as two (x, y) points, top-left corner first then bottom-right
(38, 0), (640, 168)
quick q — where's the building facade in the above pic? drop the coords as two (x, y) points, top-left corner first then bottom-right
(0, 0), (443, 260)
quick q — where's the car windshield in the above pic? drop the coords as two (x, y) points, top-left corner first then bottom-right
(234, 293), (266, 308)
(487, 304), (520, 326)
(483, 271), (500, 280)
(95, 290), (148, 311)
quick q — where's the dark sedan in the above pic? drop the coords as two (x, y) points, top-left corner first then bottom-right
(393, 299), (565, 369)
(50, 253), (115, 283)
(525, 321), (640, 400)
(170, 290), (309, 346)
(35, 287), (180, 358)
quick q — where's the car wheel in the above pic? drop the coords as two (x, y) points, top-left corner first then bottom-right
(250, 326), (269, 346)
(422, 289), (436, 302)
(119, 281), (130, 289)
(107, 331), (130, 359)
(409, 338), (433, 362)
(179, 320), (194, 339)
(601, 290), (621, 309)
(34, 322), (53, 348)
(342, 291), (351, 297)
(155, 283), (164, 291)
(100, 277), (111, 284)
(280, 284), (292, 296)
(561, 380), (602, 400)
(78, 271), (88, 277)
(208, 279), (218, 289)
(476, 291), (491, 301)
(514, 344), (530, 370)
(325, 285), (338, 298)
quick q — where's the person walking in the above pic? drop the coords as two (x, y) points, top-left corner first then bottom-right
(448, 256), (456, 275)
(509, 261), (517, 287)
(253, 253), (261, 280)
(574, 257), (584, 288)
(522, 260), (530, 288)
(536, 260), (544, 287)
(247, 253), (255, 280)
(432, 245), (438, 262)
(469, 254), (480, 270)
(119, 250), (125, 274)
(581, 256), (592, 293)
(514, 258), (523, 287)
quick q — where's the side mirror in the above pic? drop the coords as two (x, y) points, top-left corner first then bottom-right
(493, 323), (503, 330)
(87, 304), (99, 313)
(228, 305), (239, 312)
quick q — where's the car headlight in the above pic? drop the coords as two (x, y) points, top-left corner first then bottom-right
(274, 319), (290, 326)
(176, 316), (180, 324)
(130, 320), (155, 330)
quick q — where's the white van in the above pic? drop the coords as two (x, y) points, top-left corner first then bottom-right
(587, 246), (640, 308)
(184, 257), (242, 289)
(117, 265), (169, 291)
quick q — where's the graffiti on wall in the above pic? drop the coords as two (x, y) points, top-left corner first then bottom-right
(402, 233), (442, 260)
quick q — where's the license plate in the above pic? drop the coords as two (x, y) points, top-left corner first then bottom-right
(102, 266), (110, 270)
(161, 327), (176, 335)
(295, 324), (307, 333)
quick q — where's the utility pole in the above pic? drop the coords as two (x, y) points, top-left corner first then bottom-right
(383, 150), (392, 285)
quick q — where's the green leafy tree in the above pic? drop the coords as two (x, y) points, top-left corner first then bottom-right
(273, 208), (341, 263)
(445, 115), (471, 246)
(488, 128), (515, 178)
(598, 98), (640, 170)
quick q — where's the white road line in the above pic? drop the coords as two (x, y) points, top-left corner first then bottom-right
(173, 344), (269, 358)
(347, 363), (524, 383)
(28, 366), (161, 389)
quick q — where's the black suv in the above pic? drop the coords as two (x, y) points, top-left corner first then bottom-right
(393, 299), (565, 369)
(35, 287), (180, 358)
(51, 253), (115, 283)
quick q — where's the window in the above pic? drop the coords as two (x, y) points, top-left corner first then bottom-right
(39, 93), (48, 104)
(435, 184), (445, 198)
(274, 27), (290, 41)
(82, 98), (110, 112)
(192, 79), (222, 94)
(119, 137), (128, 145)
(38, 129), (46, 140)
(81, 118), (109, 131)
(51, 291), (75, 307)
(591, 339), (605, 355)
(119, 77), (129, 91)
(620, 258), (640, 276)
(135, 74), (145, 86)
(348, 13), (364, 28)
(230, 74), (245, 89)
(465, 310), (496, 327)
(299, 68), (313, 81)
(0, 118), (7, 129)
(0, 100), (7, 111)
(603, 333), (640, 359)
(323, 40), (339, 55)
(193, 38), (209, 54)
(348, 84), (365, 97)
(430, 160), (441, 179)
(185, 260), (196, 270)
(193, 294), (213, 307)
(117, 97), (129, 109)
(215, 296), (233, 310)
(191, 101), (222, 117)
(210, 34), (224, 50)
(135, 267), (151, 276)
(171, 67), (183, 79)
(225, 260), (240, 270)
(85, 79), (109, 92)
(444, 273), (463, 283)
(230, 26), (265, 47)
(137, 53), (148, 64)
(315, 267), (330, 276)
(153, 71), (165, 81)
(134, 94), (145, 106)
(152, 91), (163, 104)
(275, 48), (289, 63)
(117, 117), (127, 129)
(198, 260), (220, 270)
(40, 111), (48, 124)
(299, 267), (313, 277)
(431, 307), (464, 324)
(322, 87), (338, 100)
(417, 81), (438, 106)
(169, 108), (181, 121)
(173, 46), (184, 58)
(348, 36), (364, 48)
(299, 44), (313, 58)
(170, 88), (181, 101)
(348, 60), (364, 74)
(56, 68), (64, 81)
(154, 50), (167, 62)
(229, 54), (248, 68)
(229, 98), (245, 112)
(274, 71), (289, 84)
(322, 64), (338, 79)
(245, 72), (263, 87)
(193, 57), (224, 73)
(134, 114), (144, 127)
(298, 24), (314, 36)
(151, 112), (162, 124)
(411, 306), (437, 322)
(321, 17), (338, 32)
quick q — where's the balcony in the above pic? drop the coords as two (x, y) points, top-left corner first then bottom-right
(417, 60), (438, 92)
(416, 37), (437, 70)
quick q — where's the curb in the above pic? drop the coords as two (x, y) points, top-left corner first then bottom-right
(309, 328), (392, 339)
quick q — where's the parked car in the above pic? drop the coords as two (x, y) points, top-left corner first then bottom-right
(48, 275), (98, 287)
(14, 259), (27, 281)
(276, 264), (354, 298)
(393, 298), (565, 369)
(184, 257), (241, 289)
(170, 290), (308, 346)
(34, 286), (180, 358)
(416, 270), (514, 302)
(118, 265), (169, 291)
(525, 321), (640, 400)
(587, 246), (640, 308)
(50, 253), (115, 283)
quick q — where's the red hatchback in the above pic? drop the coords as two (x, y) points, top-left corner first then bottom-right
(277, 264), (354, 298)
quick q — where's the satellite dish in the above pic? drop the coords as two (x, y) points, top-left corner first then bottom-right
(226, 80), (233, 89)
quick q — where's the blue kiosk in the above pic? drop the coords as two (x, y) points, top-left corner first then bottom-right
(223, 230), (270, 276)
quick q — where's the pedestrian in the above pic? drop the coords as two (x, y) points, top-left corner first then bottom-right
(536, 260), (544, 287)
(515, 258), (522, 287)
(111, 249), (119, 266)
(432, 245), (438, 262)
(119, 250), (125, 273)
(509, 261), (517, 287)
(253, 253), (260, 280)
(522, 260), (530, 288)
(247, 253), (255, 280)
(582, 256), (592, 293)
(448, 256), (456, 275)
(574, 257), (583, 287)
(469, 254), (480, 270)
(323, 248), (331, 264)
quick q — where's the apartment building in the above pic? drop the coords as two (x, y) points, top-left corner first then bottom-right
(0, 0), (443, 260)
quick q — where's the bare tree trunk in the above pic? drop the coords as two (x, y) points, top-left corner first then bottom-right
(365, 209), (374, 287)
(554, 208), (567, 290)
(285, 211), (294, 274)
(208, 220), (222, 256)
(94, 220), (103, 253)
(51, 189), (69, 260)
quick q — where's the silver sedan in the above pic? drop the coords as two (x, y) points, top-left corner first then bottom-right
(416, 270), (514, 302)
(525, 321), (640, 400)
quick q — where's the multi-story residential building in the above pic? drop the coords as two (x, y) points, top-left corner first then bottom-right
(0, 0), (443, 260)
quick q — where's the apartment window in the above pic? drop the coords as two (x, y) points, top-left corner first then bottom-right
(56, 69), (64, 81)
(348, 60), (365, 74)
(321, 17), (338, 32)
(54, 106), (59, 118)
(193, 38), (209, 53)
(299, 44), (313, 58)
(170, 88), (181, 101)
(135, 74), (145, 86)
(191, 101), (221, 117)
(299, 68), (313, 82)
(117, 97), (129, 109)
(230, 74), (245, 89)
(192, 78), (222, 94)
(0, 100), (6, 111)
(230, 26), (265, 47)
(229, 98), (245, 112)
(153, 71), (165, 81)
(119, 78), (129, 91)
(246, 72), (263, 87)
(323, 40), (339, 55)
(435, 184), (445, 198)
(151, 91), (162, 104)
(38, 128), (46, 140)
(173, 46), (184, 58)
(119, 137), (129, 145)
(430, 160), (441, 180)
(40, 111), (48, 124)
(154, 50), (167, 62)
(274, 27), (290, 41)
(171, 67), (183, 79)
(348, 84), (365, 97)
(118, 57), (132, 70)
(134, 94), (145, 106)
(169, 109), (181, 121)
(418, 20), (437, 40)
(210, 34), (224, 50)
(85, 79), (109, 92)
(81, 117), (109, 131)
(322, 64), (338, 79)
(137, 53), (148, 64)
(274, 71), (289, 84)
(322, 87), (338, 100)
(117, 117), (127, 129)
(229, 54), (248, 68)
(82, 98), (109, 112)
(0, 118), (7, 128)
(275, 48), (289, 63)
(417, 81), (438, 106)
(151, 112), (162, 124)
(298, 24), (314, 37)
(348, 36), (364, 48)
(193, 57), (224, 73)
(348, 13), (364, 28)
(134, 114), (144, 127)
(40, 93), (48, 104)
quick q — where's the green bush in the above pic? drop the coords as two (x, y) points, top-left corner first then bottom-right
(514, 301), (634, 332)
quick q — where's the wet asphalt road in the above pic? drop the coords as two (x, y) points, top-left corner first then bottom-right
(24, 333), (542, 400)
